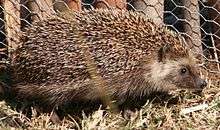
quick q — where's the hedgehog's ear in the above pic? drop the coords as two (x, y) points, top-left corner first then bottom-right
(158, 44), (172, 62)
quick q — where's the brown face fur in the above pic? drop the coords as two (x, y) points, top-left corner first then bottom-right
(161, 59), (206, 90)
(144, 45), (207, 92)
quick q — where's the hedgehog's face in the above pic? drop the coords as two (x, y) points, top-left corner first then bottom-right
(163, 60), (207, 90)
(147, 44), (207, 92)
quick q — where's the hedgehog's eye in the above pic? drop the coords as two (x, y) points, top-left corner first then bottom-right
(180, 67), (187, 74)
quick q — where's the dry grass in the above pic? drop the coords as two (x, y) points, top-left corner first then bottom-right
(0, 71), (219, 129)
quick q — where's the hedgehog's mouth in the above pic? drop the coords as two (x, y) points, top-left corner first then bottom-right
(175, 84), (205, 92)
(182, 87), (205, 92)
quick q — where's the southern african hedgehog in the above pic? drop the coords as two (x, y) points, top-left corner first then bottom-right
(6, 9), (206, 114)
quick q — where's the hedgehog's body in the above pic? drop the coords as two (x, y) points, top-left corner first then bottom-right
(8, 10), (206, 113)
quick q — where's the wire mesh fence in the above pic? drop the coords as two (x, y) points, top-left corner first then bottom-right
(0, 0), (219, 73)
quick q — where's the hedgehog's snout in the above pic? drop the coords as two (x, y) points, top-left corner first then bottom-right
(200, 79), (207, 89)
(196, 78), (207, 89)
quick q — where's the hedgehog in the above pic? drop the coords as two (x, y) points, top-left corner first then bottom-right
(4, 9), (207, 118)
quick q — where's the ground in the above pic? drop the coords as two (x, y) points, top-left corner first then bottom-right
(0, 67), (219, 129)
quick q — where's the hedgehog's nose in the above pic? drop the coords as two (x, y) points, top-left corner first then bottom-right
(200, 79), (207, 89)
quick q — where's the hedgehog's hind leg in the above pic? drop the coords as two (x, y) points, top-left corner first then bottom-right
(0, 65), (13, 101)
(0, 81), (11, 100)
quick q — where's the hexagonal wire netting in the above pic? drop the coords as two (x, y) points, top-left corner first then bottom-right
(0, 0), (219, 74)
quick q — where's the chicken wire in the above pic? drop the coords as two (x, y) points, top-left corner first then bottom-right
(0, 0), (219, 73)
